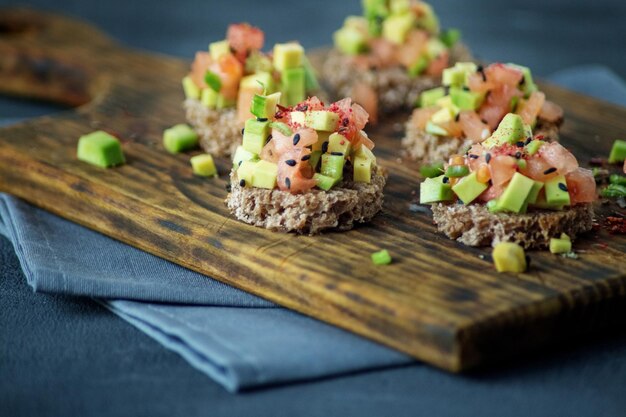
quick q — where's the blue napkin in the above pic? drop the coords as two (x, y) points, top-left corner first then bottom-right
(1, 66), (623, 392)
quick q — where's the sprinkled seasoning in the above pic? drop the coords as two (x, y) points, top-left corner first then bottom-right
(321, 141), (329, 153)
(293, 133), (301, 145)
(558, 183), (568, 192)
(301, 154), (311, 161)
(239, 179), (246, 187)
(285, 159), (296, 166)
(285, 177), (291, 189)
(543, 167), (557, 175)
(485, 153), (492, 163)
(342, 118), (350, 127)
(295, 103), (308, 112)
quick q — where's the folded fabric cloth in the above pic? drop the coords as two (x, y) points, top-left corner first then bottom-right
(1, 67), (623, 392)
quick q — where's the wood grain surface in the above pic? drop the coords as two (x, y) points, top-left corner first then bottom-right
(0, 8), (624, 372)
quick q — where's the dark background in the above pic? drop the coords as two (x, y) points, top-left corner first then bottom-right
(1, 1), (626, 416)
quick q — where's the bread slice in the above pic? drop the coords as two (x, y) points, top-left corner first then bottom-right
(402, 119), (561, 163)
(321, 43), (473, 115)
(430, 202), (594, 249)
(226, 167), (386, 235)
(184, 98), (242, 157)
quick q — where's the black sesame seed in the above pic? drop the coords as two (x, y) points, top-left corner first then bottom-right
(239, 179), (246, 187)
(481, 118), (489, 125)
(515, 152), (522, 159)
(462, 86), (470, 92)
(238, 160), (242, 167)
(558, 183), (568, 192)
(285, 159), (297, 167)
(241, 128), (245, 135)
(469, 154), (479, 159)
(293, 134), (301, 146)
(257, 118), (268, 122)
(331, 152), (344, 156)
(225, 184), (232, 192)
(266, 134), (273, 142)
(543, 167), (557, 175)
(485, 153), (492, 163)
(321, 141), (329, 153)
(525, 137), (532, 145)
(442, 177), (449, 184)
(455, 113), (460, 122)
(516, 141), (525, 147)
(477, 64), (484, 73)
(519, 77), (526, 86)
(285, 177), (291, 189)
(301, 154), (311, 161)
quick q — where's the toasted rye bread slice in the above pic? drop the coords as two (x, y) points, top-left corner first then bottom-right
(184, 98), (242, 157)
(430, 202), (594, 249)
(321, 43), (473, 115)
(402, 119), (562, 164)
(226, 167), (386, 235)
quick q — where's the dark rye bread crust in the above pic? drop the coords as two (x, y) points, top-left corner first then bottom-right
(184, 98), (242, 157)
(225, 168), (386, 235)
(430, 203), (594, 249)
(321, 43), (473, 114)
(402, 119), (562, 163)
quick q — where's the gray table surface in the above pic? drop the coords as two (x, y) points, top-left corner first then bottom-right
(1, 1), (626, 416)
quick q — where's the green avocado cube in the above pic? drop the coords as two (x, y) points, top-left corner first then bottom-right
(334, 26), (369, 55)
(382, 12), (415, 44)
(306, 111), (340, 132)
(353, 156), (372, 183)
(328, 133), (351, 156)
(507, 63), (538, 97)
(425, 121), (448, 137)
(302, 54), (320, 92)
(269, 121), (293, 136)
(182, 76), (200, 100)
(452, 172), (488, 204)
(417, 3), (440, 34)
(408, 55), (429, 78)
(526, 139), (546, 156)
(483, 113), (526, 148)
(419, 161), (444, 178)
(245, 51), (274, 74)
(352, 143), (377, 166)
(440, 28), (461, 48)
(371, 249), (392, 266)
(442, 68), (465, 87)
(526, 181), (544, 205)
(250, 92), (281, 120)
(273, 43), (304, 72)
(190, 154), (217, 177)
(321, 154), (345, 180)
(201, 88), (218, 108)
(390, 0), (410, 13)
(314, 173), (340, 191)
(163, 124), (199, 154)
(545, 175), (571, 206)
(309, 150), (323, 170)
(420, 175), (453, 204)
(232, 145), (259, 169)
(608, 139), (626, 164)
(240, 71), (275, 93)
(251, 160), (278, 189)
(450, 88), (484, 111)
(550, 236), (572, 254)
(363, 0), (389, 20)
(77, 131), (125, 168)
(236, 160), (258, 186)
(419, 87), (446, 108)
(530, 193), (564, 211)
(242, 118), (270, 154)
(496, 173), (535, 213)
(426, 38), (447, 60)
(209, 40), (230, 61)
(216, 94), (236, 109)
(492, 242), (527, 273)
(280, 67), (306, 107)
(290, 111), (306, 127)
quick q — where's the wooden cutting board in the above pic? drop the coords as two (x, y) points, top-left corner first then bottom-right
(1, 8), (625, 372)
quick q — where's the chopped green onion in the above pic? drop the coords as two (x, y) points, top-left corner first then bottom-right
(419, 161), (445, 178)
(609, 174), (626, 186)
(601, 184), (626, 198)
(445, 165), (470, 178)
(371, 250), (392, 266)
(204, 71), (222, 92)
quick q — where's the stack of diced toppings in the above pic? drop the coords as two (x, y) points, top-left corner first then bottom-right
(334, 0), (458, 77)
(412, 62), (564, 140)
(182, 23), (318, 123)
(420, 113), (597, 212)
(232, 93), (377, 194)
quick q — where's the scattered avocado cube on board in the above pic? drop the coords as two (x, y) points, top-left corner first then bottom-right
(163, 124), (199, 154)
(550, 233), (572, 254)
(190, 154), (217, 177)
(77, 131), (126, 168)
(492, 242), (527, 273)
(371, 249), (392, 266)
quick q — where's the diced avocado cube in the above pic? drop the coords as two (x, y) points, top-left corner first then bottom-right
(390, 0), (411, 13)
(204, 70), (222, 93)
(328, 133), (351, 156)
(382, 12), (416, 45)
(362, 0), (389, 20)
(526, 139), (546, 156)
(492, 242), (527, 273)
(436, 96), (460, 116)
(334, 26), (369, 55)
(353, 156), (372, 183)
(240, 71), (275, 93)
(236, 160), (257, 186)
(312, 131), (331, 151)
(525, 181), (544, 205)
(452, 172), (488, 204)
(251, 160), (278, 189)
(77, 130), (125, 168)
(309, 150), (323, 170)
(550, 237), (572, 254)
(425, 121), (448, 137)
(242, 118), (270, 154)
(314, 173), (340, 191)
(495, 173), (535, 213)
(302, 54), (320, 92)
(545, 175), (571, 206)
(290, 111), (306, 126)
(419, 87), (446, 108)
(190, 154), (218, 177)
(273, 43), (304, 72)
(442, 68), (465, 87)
(450, 88), (484, 111)
(516, 159), (527, 171)
(507, 63), (538, 97)
(431, 107), (454, 125)
(408, 55), (429, 78)
(352, 143), (377, 166)
(371, 249), (392, 266)
(163, 124), (199, 154)
(201, 88), (218, 108)
(250, 92), (281, 120)
(182, 76), (200, 100)
(245, 50), (274, 74)
(269, 121), (293, 136)
(419, 161), (444, 178)
(416, 3), (440, 34)
(216, 94), (236, 109)
(232, 145), (259, 169)
(483, 113), (526, 148)
(367, 17), (383, 37)
(426, 38), (447, 60)
(306, 111), (340, 132)
(209, 40), (230, 61)
(321, 154), (345, 180)
(608, 139), (626, 164)
(419, 175), (453, 204)
(440, 28), (461, 48)
(280, 67), (306, 107)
